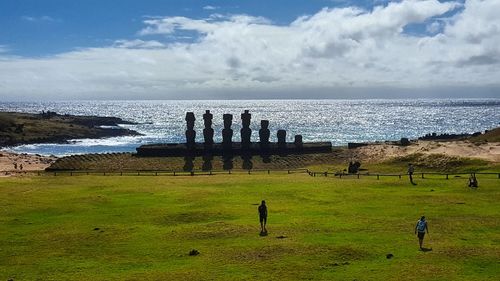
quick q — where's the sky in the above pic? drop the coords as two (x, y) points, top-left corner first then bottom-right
(0, 0), (499, 100)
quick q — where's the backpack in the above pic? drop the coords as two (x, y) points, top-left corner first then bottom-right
(417, 220), (426, 232)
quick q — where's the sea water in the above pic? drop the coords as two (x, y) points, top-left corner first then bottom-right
(1, 99), (498, 156)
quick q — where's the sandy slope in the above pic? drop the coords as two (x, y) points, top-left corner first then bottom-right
(351, 140), (500, 163)
(0, 152), (57, 176)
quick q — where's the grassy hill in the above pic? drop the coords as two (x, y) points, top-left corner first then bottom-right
(0, 111), (140, 147)
(1, 173), (498, 280)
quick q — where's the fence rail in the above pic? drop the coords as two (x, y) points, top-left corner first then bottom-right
(306, 171), (500, 179)
(5, 169), (499, 180)
(33, 168), (310, 177)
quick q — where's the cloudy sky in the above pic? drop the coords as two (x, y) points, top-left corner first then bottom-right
(0, 0), (499, 100)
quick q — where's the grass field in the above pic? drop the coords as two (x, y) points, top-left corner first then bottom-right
(1, 173), (499, 280)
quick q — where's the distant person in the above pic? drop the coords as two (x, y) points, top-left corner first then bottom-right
(258, 200), (268, 233)
(468, 174), (478, 188)
(415, 216), (429, 250)
(408, 163), (415, 185)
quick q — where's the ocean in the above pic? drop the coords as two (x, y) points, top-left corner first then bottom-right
(1, 99), (499, 156)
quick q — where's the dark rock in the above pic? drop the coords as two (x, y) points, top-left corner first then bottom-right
(189, 249), (200, 256)
(386, 253), (394, 259)
(276, 235), (287, 239)
(348, 142), (369, 149)
(400, 137), (410, 146)
(93, 227), (100, 231)
(348, 161), (361, 173)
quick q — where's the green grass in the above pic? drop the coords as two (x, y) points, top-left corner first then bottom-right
(1, 173), (499, 280)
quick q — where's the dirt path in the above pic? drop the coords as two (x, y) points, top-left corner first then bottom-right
(0, 151), (57, 176)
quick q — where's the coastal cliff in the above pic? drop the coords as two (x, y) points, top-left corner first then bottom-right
(0, 111), (141, 147)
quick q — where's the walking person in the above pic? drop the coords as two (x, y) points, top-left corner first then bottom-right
(408, 163), (416, 185)
(415, 216), (429, 250)
(258, 200), (268, 234)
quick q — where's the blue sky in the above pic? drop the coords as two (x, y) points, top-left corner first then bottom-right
(0, 0), (461, 56)
(0, 0), (498, 100)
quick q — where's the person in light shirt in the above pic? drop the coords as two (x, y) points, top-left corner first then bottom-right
(415, 216), (429, 250)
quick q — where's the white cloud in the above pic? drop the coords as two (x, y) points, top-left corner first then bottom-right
(1, 0), (499, 100)
(203, 5), (218, 10)
(21, 15), (60, 22)
(0, 45), (8, 53)
(113, 39), (165, 49)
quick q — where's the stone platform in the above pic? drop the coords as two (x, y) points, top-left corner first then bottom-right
(136, 142), (332, 157)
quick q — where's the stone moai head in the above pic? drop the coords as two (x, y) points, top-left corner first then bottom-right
(277, 130), (286, 143)
(260, 120), (269, 129)
(203, 110), (213, 128)
(294, 135), (303, 147)
(185, 112), (196, 129)
(223, 114), (233, 129)
(241, 110), (251, 127)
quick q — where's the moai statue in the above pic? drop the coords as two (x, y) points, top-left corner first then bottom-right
(222, 114), (233, 150)
(294, 135), (303, 150)
(223, 155), (234, 170)
(259, 120), (270, 149)
(202, 153), (213, 171)
(242, 154), (253, 170)
(240, 110), (252, 150)
(203, 110), (214, 147)
(183, 155), (194, 172)
(185, 112), (196, 149)
(277, 129), (287, 150)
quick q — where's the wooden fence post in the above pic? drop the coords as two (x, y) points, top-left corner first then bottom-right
(421, 173), (424, 179)
(377, 174), (380, 180)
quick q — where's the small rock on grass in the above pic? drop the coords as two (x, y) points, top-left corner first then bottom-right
(386, 253), (394, 259)
(189, 249), (200, 256)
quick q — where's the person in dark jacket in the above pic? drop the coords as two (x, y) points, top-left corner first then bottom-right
(258, 200), (268, 233)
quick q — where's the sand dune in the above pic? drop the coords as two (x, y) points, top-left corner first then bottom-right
(352, 140), (500, 163)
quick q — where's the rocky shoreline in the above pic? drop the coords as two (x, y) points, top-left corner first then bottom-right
(0, 111), (141, 147)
